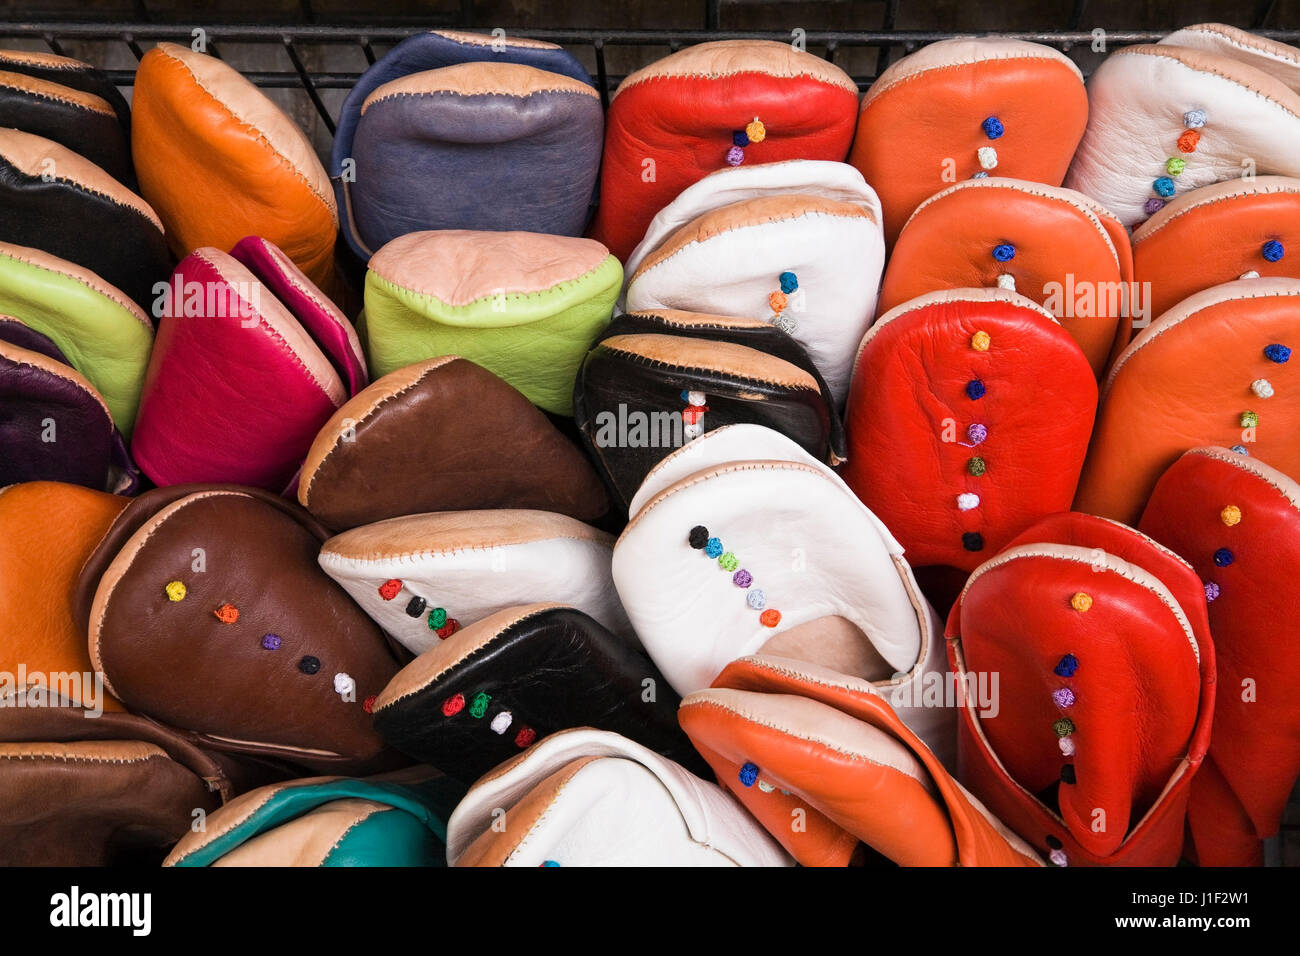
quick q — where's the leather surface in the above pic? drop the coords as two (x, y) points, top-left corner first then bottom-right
(946, 512), (1216, 866)
(331, 29), (595, 260)
(300, 357), (608, 530)
(0, 69), (133, 184)
(880, 178), (1133, 376)
(0, 339), (117, 489)
(372, 604), (700, 784)
(360, 230), (621, 415)
(1139, 447), (1300, 866)
(0, 482), (128, 710)
(1076, 277), (1300, 524)
(0, 48), (130, 132)
(843, 289), (1097, 572)
(624, 192), (883, 405)
(0, 129), (169, 309)
(319, 509), (631, 654)
(350, 64), (602, 253)
(1132, 177), (1300, 320)
(680, 655), (1043, 867)
(588, 40), (860, 262)
(132, 43), (339, 291)
(130, 245), (351, 491)
(850, 38), (1088, 244)
(1065, 42), (1300, 229)
(0, 242), (154, 435)
(448, 728), (793, 866)
(165, 769), (462, 867)
(574, 323), (833, 511)
(84, 487), (402, 774)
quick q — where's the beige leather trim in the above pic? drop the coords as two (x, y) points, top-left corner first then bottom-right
(862, 37), (1083, 108)
(899, 177), (1120, 269)
(1089, 515), (1198, 575)
(1131, 175), (1300, 243)
(680, 688), (934, 785)
(599, 332), (818, 390)
(149, 43), (337, 222)
(1186, 445), (1300, 511)
(1113, 44), (1300, 117)
(1165, 23), (1300, 90)
(165, 776), (343, 864)
(211, 798), (392, 867)
(958, 543), (1201, 664)
(458, 756), (598, 866)
(0, 69), (114, 114)
(0, 740), (167, 763)
(194, 249), (346, 405)
(0, 339), (111, 418)
(633, 194), (876, 280)
(0, 241), (153, 330)
(1105, 277), (1300, 391)
(433, 29), (562, 50)
(368, 230), (613, 304)
(299, 355), (461, 502)
(0, 49), (90, 70)
(0, 128), (161, 228)
(362, 61), (596, 111)
(321, 509), (613, 560)
(614, 39), (858, 100)
(373, 603), (565, 711)
(626, 308), (772, 331)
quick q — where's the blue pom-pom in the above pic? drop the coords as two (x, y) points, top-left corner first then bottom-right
(982, 116), (1004, 139)
(738, 762), (760, 787)
(992, 243), (1016, 262)
(704, 537), (723, 558)
(1054, 654), (1079, 678)
(1265, 344), (1292, 363)
(779, 271), (798, 294)
(680, 389), (691, 402)
(1263, 240), (1285, 262)
(733, 130), (749, 148)
(966, 379), (987, 400)
(1153, 177), (1176, 198)
(1230, 444), (1251, 456)
(1214, 548), (1235, 567)
(541, 860), (561, 867)
(972, 171), (989, 179)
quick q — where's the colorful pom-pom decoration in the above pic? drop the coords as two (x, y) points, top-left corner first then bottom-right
(1231, 445), (1250, 456)
(1177, 129), (1201, 153)
(1052, 688), (1076, 708)
(1252, 379), (1275, 399)
(718, 552), (739, 572)
(688, 525), (709, 549)
(1263, 240), (1285, 262)
(1204, 581), (1221, 603)
(967, 423), (988, 445)
(1070, 592), (1093, 613)
(996, 273), (1016, 291)
(1049, 848), (1069, 867)
(298, 655), (321, 675)
(260, 633), (281, 651)
(1144, 197), (1165, 214)
(992, 243), (1015, 262)
(1184, 109), (1208, 129)
(1166, 156), (1186, 176)
(1060, 765), (1077, 785)
(427, 607), (448, 630)
(966, 379), (986, 400)
(514, 726), (537, 748)
(1058, 735), (1076, 757)
(406, 596), (427, 618)
(725, 146), (744, 166)
(213, 603), (239, 624)
(733, 569), (753, 588)
(363, 695), (377, 714)
(768, 291), (788, 313)
(469, 692), (492, 719)
(779, 272), (798, 294)
(164, 580), (187, 602)
(378, 579), (402, 601)
(981, 116), (1004, 139)
(436, 619), (461, 639)
(1213, 548), (1235, 567)
(441, 693), (465, 717)
(1054, 654), (1079, 678)
(738, 762), (760, 787)
(1153, 177), (1176, 198)
(490, 711), (513, 735)
(971, 330), (991, 351)
(732, 130), (749, 148)
(1052, 718), (1075, 738)
(704, 537), (723, 558)
(746, 589), (766, 610)
(333, 673), (355, 697)
(759, 608), (782, 628)
(957, 493), (980, 511)
(1220, 505), (1242, 527)
(745, 118), (766, 143)
(977, 146), (998, 170)
(967, 457), (987, 477)
(1241, 411), (1259, 428)
(962, 532), (984, 552)
(1265, 344), (1292, 363)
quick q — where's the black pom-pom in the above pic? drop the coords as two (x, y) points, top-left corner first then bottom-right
(688, 525), (709, 549)
(298, 655), (321, 675)
(1060, 765), (1076, 785)
(962, 532), (985, 552)
(406, 596), (427, 618)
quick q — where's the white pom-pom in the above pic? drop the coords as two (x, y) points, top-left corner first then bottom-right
(977, 146), (998, 170)
(1049, 848), (1069, 867)
(684, 421), (704, 441)
(957, 493), (980, 511)
(333, 673), (355, 697)
(490, 711), (513, 735)
(686, 391), (706, 406)
(1252, 379), (1275, 398)
(1058, 735), (1076, 756)
(996, 273), (1016, 291)
(1239, 270), (1260, 280)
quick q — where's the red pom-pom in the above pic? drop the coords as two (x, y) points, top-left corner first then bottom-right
(759, 608), (782, 628)
(363, 695), (377, 714)
(514, 726), (537, 748)
(441, 693), (465, 717)
(378, 579), (403, 601)
(437, 618), (461, 639)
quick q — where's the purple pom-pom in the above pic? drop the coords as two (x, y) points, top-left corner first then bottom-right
(733, 569), (753, 588)
(1144, 197), (1165, 214)
(1204, 581), (1221, 602)
(261, 633), (281, 651)
(726, 146), (745, 166)
(968, 423), (988, 445)
(1052, 688), (1075, 708)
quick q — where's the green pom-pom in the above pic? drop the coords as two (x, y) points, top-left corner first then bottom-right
(1052, 718), (1075, 738)
(967, 457), (986, 477)
(1241, 410), (1259, 428)
(427, 607), (448, 629)
(469, 692), (491, 719)
(719, 552), (739, 572)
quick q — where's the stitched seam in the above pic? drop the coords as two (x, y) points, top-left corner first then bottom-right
(363, 86), (597, 114)
(1133, 184), (1300, 243)
(0, 78), (113, 114)
(600, 344), (819, 391)
(1115, 46), (1300, 118)
(865, 50), (1082, 105)
(1188, 446), (1300, 509)
(323, 532), (605, 564)
(369, 257), (614, 306)
(0, 247), (152, 330)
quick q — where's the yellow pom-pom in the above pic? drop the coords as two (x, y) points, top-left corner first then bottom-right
(746, 118), (766, 143)
(971, 330), (991, 352)
(164, 580), (187, 602)
(1220, 505), (1242, 527)
(1070, 592), (1093, 612)
(768, 290), (788, 313)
